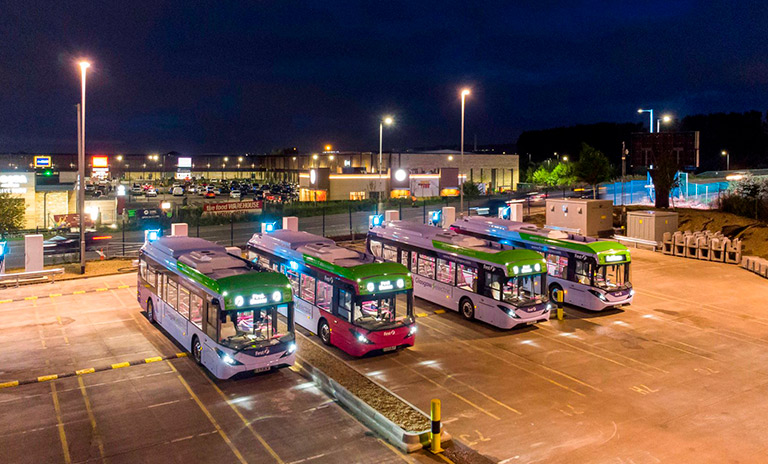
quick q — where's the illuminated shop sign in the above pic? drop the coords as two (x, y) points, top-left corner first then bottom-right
(0, 174), (29, 194)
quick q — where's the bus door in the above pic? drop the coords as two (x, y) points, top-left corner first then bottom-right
(330, 287), (354, 351)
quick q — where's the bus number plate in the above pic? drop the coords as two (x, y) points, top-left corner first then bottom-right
(383, 346), (397, 352)
(254, 367), (270, 373)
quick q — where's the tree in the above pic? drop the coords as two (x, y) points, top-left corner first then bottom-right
(0, 193), (25, 235)
(530, 160), (575, 189)
(648, 149), (679, 208)
(574, 143), (613, 199)
(462, 181), (481, 198)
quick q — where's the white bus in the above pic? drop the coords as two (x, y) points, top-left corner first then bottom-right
(450, 216), (634, 311)
(138, 235), (296, 379)
(368, 221), (551, 329)
(247, 229), (416, 357)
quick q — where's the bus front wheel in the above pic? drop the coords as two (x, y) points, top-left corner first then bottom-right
(318, 320), (331, 346)
(191, 336), (202, 365)
(549, 284), (563, 303)
(460, 298), (475, 320)
(146, 299), (155, 323)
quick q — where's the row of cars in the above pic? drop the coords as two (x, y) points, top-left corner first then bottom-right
(127, 181), (299, 202)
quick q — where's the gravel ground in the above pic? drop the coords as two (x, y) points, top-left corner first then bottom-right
(296, 336), (430, 432)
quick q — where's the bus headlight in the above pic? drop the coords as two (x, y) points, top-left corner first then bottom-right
(534, 263), (541, 272)
(366, 282), (375, 292)
(498, 305), (519, 318)
(629, 289), (635, 296)
(271, 291), (282, 302)
(215, 348), (243, 366)
(286, 342), (296, 354)
(588, 290), (608, 301)
(546, 303), (553, 311)
(350, 329), (374, 344)
(396, 278), (405, 289)
(408, 325), (418, 337)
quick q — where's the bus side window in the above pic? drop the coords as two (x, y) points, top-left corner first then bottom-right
(190, 293), (203, 328)
(409, 251), (418, 274)
(400, 250), (409, 267)
(336, 289), (352, 321)
(286, 269), (300, 295)
(178, 285), (191, 319)
(546, 253), (567, 278)
(258, 254), (270, 269)
(574, 260), (591, 285)
(146, 265), (157, 288)
(457, 264), (478, 292)
(139, 258), (147, 280)
(436, 259), (456, 285)
(483, 272), (503, 300)
(166, 278), (178, 309)
(205, 301), (218, 340)
(418, 254), (436, 279)
(316, 279), (332, 312)
(370, 240), (383, 258)
(382, 244), (397, 262)
(300, 273), (316, 304)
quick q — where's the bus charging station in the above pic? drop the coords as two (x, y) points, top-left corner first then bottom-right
(428, 206), (455, 227)
(500, 202), (523, 221)
(0, 240), (7, 274)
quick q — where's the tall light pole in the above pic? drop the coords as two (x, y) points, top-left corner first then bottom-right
(722, 150), (730, 171)
(78, 61), (90, 275)
(460, 88), (470, 216)
(379, 116), (393, 197)
(638, 108), (654, 133)
(656, 114), (671, 132)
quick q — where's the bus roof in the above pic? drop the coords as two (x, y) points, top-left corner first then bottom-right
(370, 221), (546, 276)
(452, 216), (630, 263)
(142, 236), (292, 306)
(248, 230), (412, 294)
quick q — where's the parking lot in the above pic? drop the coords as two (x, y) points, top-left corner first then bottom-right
(0, 275), (415, 464)
(2, 246), (767, 463)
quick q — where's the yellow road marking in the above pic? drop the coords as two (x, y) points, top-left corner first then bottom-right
(73, 290), (85, 295)
(377, 437), (415, 463)
(111, 362), (131, 369)
(117, 285), (130, 289)
(95, 288), (108, 292)
(175, 352), (188, 358)
(76, 368), (95, 375)
(0, 380), (19, 389)
(204, 374), (285, 464)
(38, 374), (58, 382)
(415, 312), (428, 318)
(0, 299), (12, 304)
(166, 361), (247, 464)
(25, 296), (38, 301)
(51, 382), (72, 464)
(49, 293), (62, 298)
(434, 309), (446, 314)
(77, 376), (106, 459)
(145, 356), (163, 363)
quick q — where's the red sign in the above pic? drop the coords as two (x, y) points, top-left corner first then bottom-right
(203, 200), (263, 214)
(92, 156), (108, 168)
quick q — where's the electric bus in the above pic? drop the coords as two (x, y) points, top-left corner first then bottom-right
(367, 221), (551, 329)
(138, 236), (296, 379)
(247, 229), (416, 357)
(450, 216), (633, 311)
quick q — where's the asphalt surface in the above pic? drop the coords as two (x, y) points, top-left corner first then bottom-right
(0, 275), (429, 464)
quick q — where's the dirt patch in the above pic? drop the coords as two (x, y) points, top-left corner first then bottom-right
(296, 336), (430, 432)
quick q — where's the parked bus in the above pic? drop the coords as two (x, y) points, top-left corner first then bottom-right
(368, 221), (551, 329)
(138, 236), (296, 379)
(247, 229), (416, 357)
(450, 216), (633, 311)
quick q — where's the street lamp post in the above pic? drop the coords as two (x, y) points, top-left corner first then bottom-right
(460, 89), (470, 216)
(722, 150), (730, 171)
(379, 116), (393, 198)
(656, 114), (672, 132)
(78, 61), (90, 275)
(638, 108), (654, 133)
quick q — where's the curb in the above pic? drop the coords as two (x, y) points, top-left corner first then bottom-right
(293, 357), (450, 453)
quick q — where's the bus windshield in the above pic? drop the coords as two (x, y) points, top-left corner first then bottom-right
(594, 264), (630, 291)
(220, 305), (288, 349)
(353, 292), (413, 331)
(502, 274), (545, 306)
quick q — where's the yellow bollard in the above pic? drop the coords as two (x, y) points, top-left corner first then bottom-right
(430, 398), (443, 453)
(556, 289), (564, 321)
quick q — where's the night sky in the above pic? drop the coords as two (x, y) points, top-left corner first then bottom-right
(2, 1), (766, 155)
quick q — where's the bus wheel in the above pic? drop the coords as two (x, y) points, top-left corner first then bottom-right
(191, 336), (202, 365)
(318, 320), (331, 346)
(549, 284), (563, 303)
(459, 298), (475, 320)
(146, 299), (155, 323)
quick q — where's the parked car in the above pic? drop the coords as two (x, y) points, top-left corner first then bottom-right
(230, 189), (240, 199)
(172, 186), (184, 196)
(146, 188), (158, 197)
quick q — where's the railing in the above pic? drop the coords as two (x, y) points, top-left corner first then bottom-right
(0, 268), (65, 288)
(612, 235), (659, 250)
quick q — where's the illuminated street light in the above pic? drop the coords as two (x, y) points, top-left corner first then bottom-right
(721, 150), (730, 171)
(656, 114), (672, 132)
(325, 145), (332, 152)
(562, 155), (569, 162)
(638, 108), (654, 133)
(460, 89), (470, 216)
(77, 60), (90, 275)
(379, 116), (394, 192)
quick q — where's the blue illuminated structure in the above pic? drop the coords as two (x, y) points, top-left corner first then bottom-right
(145, 229), (161, 242)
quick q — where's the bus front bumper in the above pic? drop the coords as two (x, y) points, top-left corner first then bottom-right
(211, 349), (295, 379)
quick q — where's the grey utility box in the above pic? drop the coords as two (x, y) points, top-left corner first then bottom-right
(545, 199), (613, 237)
(626, 210), (679, 243)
